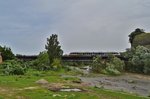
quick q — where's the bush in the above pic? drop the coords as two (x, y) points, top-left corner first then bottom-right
(51, 58), (62, 70)
(143, 57), (150, 74)
(30, 51), (62, 71)
(103, 63), (121, 75)
(0, 60), (27, 75)
(91, 56), (105, 73)
(31, 51), (50, 70)
(109, 57), (124, 71)
(124, 46), (150, 74)
(91, 55), (125, 75)
(103, 57), (125, 75)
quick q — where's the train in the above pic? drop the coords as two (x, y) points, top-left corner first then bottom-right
(16, 52), (123, 62)
(69, 52), (120, 57)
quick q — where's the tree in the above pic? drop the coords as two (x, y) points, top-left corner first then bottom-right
(129, 28), (145, 46)
(45, 34), (63, 66)
(0, 46), (15, 61)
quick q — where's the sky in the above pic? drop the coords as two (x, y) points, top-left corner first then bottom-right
(0, 0), (150, 55)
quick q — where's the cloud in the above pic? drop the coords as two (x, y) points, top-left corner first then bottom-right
(0, 0), (150, 54)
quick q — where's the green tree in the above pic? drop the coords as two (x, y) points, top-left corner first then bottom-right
(129, 28), (145, 46)
(0, 46), (15, 61)
(45, 34), (63, 67)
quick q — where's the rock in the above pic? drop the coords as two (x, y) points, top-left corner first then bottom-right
(59, 88), (82, 92)
(35, 79), (49, 85)
(132, 86), (136, 89)
(47, 83), (64, 92)
(94, 85), (104, 89)
(128, 80), (135, 83)
(81, 82), (91, 86)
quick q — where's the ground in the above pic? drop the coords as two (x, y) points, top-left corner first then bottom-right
(0, 69), (149, 99)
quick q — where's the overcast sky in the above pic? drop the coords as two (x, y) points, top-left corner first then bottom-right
(0, 0), (150, 55)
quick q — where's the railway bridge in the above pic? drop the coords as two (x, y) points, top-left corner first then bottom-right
(16, 52), (126, 61)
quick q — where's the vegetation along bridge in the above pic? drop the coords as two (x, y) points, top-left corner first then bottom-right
(16, 52), (126, 62)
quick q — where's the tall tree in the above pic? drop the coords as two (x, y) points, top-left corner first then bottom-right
(45, 34), (63, 66)
(129, 28), (145, 46)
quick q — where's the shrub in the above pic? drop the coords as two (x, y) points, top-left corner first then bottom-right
(30, 51), (62, 71)
(91, 56), (105, 73)
(103, 57), (125, 75)
(91, 55), (125, 75)
(143, 57), (150, 74)
(0, 60), (27, 75)
(124, 46), (150, 74)
(31, 51), (50, 70)
(51, 58), (62, 70)
(103, 63), (121, 75)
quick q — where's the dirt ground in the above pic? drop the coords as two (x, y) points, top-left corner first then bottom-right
(79, 73), (150, 96)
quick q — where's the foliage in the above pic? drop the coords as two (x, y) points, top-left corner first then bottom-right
(51, 58), (62, 70)
(129, 28), (145, 46)
(124, 46), (150, 74)
(28, 51), (62, 71)
(0, 59), (27, 75)
(143, 55), (150, 74)
(91, 55), (124, 75)
(131, 46), (150, 74)
(92, 56), (105, 73)
(31, 51), (50, 71)
(103, 56), (125, 75)
(103, 63), (121, 75)
(45, 34), (63, 67)
(0, 46), (15, 61)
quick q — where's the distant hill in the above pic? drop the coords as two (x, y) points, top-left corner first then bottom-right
(132, 33), (150, 49)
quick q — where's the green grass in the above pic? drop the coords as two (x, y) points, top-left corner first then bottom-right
(0, 69), (148, 99)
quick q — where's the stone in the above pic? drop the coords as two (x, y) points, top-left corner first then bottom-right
(35, 79), (49, 85)
(59, 88), (82, 92)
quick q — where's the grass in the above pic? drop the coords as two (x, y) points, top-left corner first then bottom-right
(0, 69), (149, 99)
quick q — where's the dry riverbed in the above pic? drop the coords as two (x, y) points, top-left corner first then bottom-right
(62, 73), (150, 97)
